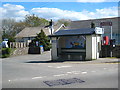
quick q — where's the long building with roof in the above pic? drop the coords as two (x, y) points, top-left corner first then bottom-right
(15, 24), (66, 43)
(68, 17), (120, 44)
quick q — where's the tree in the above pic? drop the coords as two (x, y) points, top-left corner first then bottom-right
(13, 21), (26, 34)
(32, 29), (51, 51)
(2, 19), (16, 42)
(2, 19), (26, 42)
(24, 14), (49, 27)
(57, 19), (71, 27)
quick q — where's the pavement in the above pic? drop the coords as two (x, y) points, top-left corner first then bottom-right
(63, 57), (120, 64)
(2, 51), (120, 64)
(41, 51), (119, 64)
(1, 51), (120, 66)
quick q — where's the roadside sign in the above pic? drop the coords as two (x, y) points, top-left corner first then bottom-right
(100, 22), (112, 26)
(95, 27), (104, 34)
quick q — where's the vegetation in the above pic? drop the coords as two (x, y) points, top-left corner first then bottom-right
(2, 19), (26, 42)
(31, 29), (51, 51)
(1, 48), (12, 58)
(24, 14), (49, 27)
(2, 14), (71, 41)
(57, 19), (71, 27)
(1, 14), (50, 42)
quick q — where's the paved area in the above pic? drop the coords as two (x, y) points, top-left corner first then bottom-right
(2, 51), (119, 64)
(1, 51), (119, 88)
(64, 57), (119, 64)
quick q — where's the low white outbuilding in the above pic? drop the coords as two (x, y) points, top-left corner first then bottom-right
(49, 27), (104, 61)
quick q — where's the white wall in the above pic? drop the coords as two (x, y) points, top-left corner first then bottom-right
(96, 35), (101, 59)
(86, 34), (101, 60)
(92, 35), (97, 59)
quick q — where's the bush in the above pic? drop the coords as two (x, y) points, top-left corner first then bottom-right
(32, 29), (51, 51)
(2, 48), (11, 58)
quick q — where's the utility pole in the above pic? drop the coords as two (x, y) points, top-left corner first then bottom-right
(110, 21), (113, 57)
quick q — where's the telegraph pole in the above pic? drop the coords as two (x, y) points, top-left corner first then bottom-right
(110, 21), (113, 57)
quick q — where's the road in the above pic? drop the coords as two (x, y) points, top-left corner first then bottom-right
(2, 51), (118, 88)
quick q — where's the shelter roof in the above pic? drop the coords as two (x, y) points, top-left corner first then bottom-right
(49, 28), (95, 37)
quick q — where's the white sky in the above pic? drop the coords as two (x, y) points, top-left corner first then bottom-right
(0, 2), (119, 21)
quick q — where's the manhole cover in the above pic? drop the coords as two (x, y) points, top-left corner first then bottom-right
(43, 78), (85, 87)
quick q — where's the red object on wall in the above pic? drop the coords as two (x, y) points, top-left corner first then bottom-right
(103, 36), (109, 45)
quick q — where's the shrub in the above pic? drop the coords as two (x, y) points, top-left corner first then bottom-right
(2, 48), (11, 58)
(32, 29), (51, 51)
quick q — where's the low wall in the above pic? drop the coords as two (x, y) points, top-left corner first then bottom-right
(10, 46), (44, 57)
(11, 47), (29, 57)
(100, 45), (120, 58)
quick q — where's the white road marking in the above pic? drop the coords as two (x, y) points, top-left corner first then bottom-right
(48, 65), (72, 69)
(74, 73), (80, 74)
(67, 71), (81, 74)
(67, 72), (72, 74)
(32, 76), (43, 79)
(81, 72), (87, 74)
(53, 71), (88, 77)
(56, 66), (72, 68)
(53, 74), (68, 77)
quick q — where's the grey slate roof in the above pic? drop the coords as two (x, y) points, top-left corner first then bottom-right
(15, 27), (49, 38)
(67, 17), (119, 34)
(15, 24), (66, 38)
(50, 28), (95, 37)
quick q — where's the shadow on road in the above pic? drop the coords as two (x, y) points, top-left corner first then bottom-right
(25, 59), (92, 64)
(25, 60), (64, 63)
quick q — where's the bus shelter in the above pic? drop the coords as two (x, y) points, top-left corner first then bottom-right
(49, 27), (104, 61)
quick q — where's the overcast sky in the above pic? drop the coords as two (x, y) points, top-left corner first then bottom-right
(0, 0), (119, 21)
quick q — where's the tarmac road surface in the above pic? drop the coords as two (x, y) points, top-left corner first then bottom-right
(2, 51), (119, 88)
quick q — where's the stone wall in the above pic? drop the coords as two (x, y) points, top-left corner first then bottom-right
(10, 47), (44, 57)
(11, 47), (29, 57)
